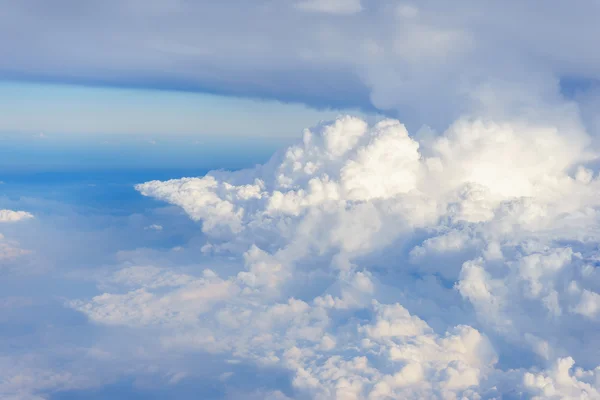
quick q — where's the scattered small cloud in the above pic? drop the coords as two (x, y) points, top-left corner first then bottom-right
(0, 210), (34, 223)
(144, 224), (163, 231)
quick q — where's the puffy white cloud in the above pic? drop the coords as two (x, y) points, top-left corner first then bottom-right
(0, 210), (34, 223)
(61, 115), (600, 398)
(523, 357), (600, 399)
(5, 2), (600, 397)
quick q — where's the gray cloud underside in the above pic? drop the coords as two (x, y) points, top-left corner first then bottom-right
(2, 0), (600, 129)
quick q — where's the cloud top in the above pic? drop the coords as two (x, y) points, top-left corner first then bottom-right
(62, 115), (600, 397)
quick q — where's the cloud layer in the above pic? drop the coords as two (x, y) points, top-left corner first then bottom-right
(62, 115), (600, 398)
(3, 0), (600, 130)
(3, 1), (600, 398)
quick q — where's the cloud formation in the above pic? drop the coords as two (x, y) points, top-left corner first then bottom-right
(3, 1), (600, 398)
(2, 0), (600, 130)
(64, 115), (600, 398)
(0, 210), (34, 223)
(0, 210), (33, 263)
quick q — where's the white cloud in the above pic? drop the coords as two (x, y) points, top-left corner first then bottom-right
(3, 2), (600, 397)
(0, 354), (94, 400)
(0, 233), (30, 262)
(61, 115), (600, 397)
(3, 1), (600, 133)
(109, 265), (193, 289)
(572, 289), (600, 320)
(523, 357), (600, 399)
(0, 210), (34, 265)
(71, 269), (236, 326)
(0, 210), (34, 223)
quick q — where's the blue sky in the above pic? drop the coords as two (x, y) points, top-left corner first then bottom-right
(0, 80), (380, 172)
(2, 1), (600, 399)
(0, 81), (375, 138)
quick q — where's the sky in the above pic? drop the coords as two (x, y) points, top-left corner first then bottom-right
(2, 1), (600, 399)
(0, 81), (377, 137)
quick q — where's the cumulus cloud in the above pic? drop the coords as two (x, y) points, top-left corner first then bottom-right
(5, 4), (599, 397)
(2, 2), (599, 398)
(61, 115), (600, 398)
(0, 210), (34, 223)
